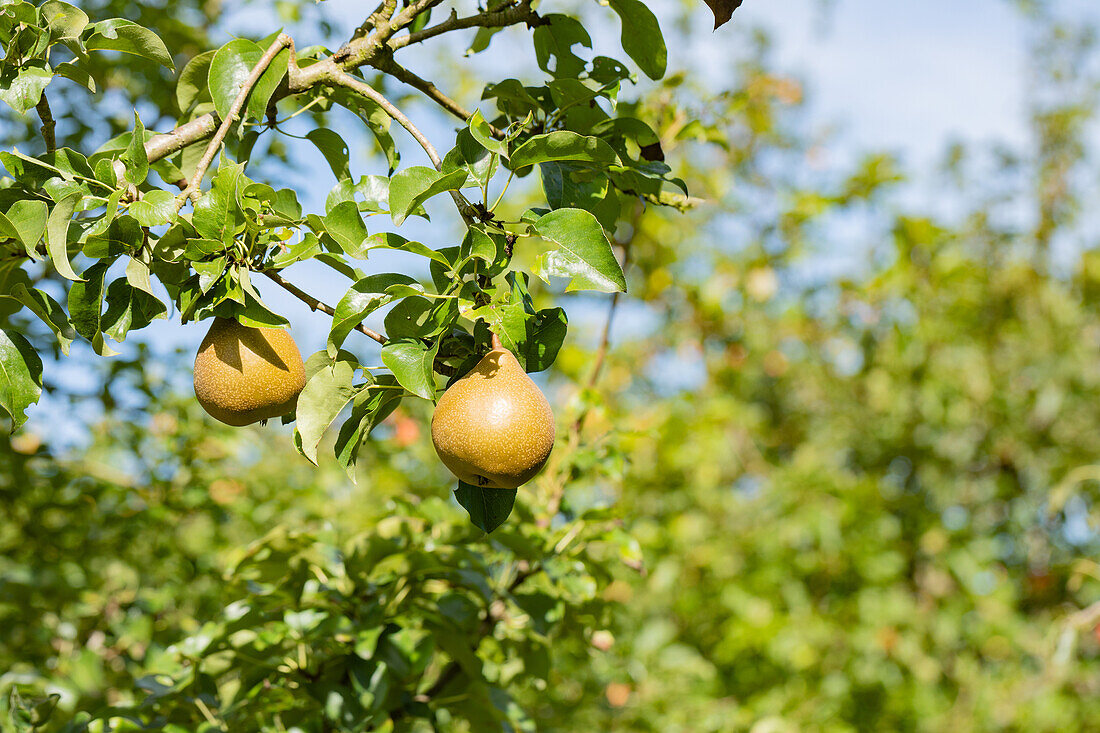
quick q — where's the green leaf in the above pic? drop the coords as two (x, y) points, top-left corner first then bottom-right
(324, 200), (368, 256)
(0, 211), (31, 259)
(532, 208), (626, 292)
(121, 113), (149, 186)
(327, 175), (390, 214)
(455, 482), (517, 533)
(176, 49), (215, 113)
(388, 166), (468, 226)
(82, 214), (142, 259)
(208, 38), (289, 125)
(385, 296), (455, 340)
(444, 128), (499, 192)
(532, 14), (591, 79)
(192, 158), (245, 241)
(45, 191), (82, 281)
(328, 273), (417, 355)
(101, 277), (167, 341)
(0, 62), (52, 115)
(306, 128), (351, 181)
(67, 260), (109, 341)
(192, 257), (226, 294)
(85, 19), (174, 70)
(381, 338), (439, 401)
(129, 189), (175, 226)
(367, 233), (453, 268)
(460, 225), (501, 265)
(294, 354), (359, 464)
(5, 200), (47, 257)
(125, 256), (156, 296)
(334, 377), (403, 482)
(330, 88), (400, 173)
(6, 688), (60, 730)
(607, 0), (667, 80)
(0, 327), (43, 432)
(467, 26), (503, 55)
(468, 109), (507, 157)
(40, 1), (88, 42)
(7, 283), (74, 355)
(479, 275), (568, 372)
(53, 61), (95, 92)
(510, 131), (618, 170)
(540, 161), (621, 230)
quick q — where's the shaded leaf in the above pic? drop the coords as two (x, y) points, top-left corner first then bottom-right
(85, 19), (174, 69)
(455, 482), (517, 533)
(45, 191), (82, 281)
(176, 49), (215, 113)
(0, 327), (43, 432)
(703, 0), (744, 29)
(607, 0), (667, 80)
(306, 128), (351, 181)
(295, 355), (359, 464)
(334, 377), (404, 482)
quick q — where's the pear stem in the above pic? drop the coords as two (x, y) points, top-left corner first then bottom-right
(491, 331), (503, 351)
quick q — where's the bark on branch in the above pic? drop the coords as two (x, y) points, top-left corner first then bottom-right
(388, 1), (540, 51)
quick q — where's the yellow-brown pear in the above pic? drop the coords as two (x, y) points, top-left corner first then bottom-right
(431, 340), (555, 488)
(193, 317), (306, 426)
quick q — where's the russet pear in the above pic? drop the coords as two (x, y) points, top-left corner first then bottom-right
(431, 343), (555, 488)
(193, 317), (306, 426)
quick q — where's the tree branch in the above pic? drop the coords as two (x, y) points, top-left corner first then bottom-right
(372, 56), (473, 124)
(35, 94), (55, 154)
(120, 1), (533, 182)
(328, 70), (478, 221)
(261, 269), (386, 345)
(328, 70), (444, 169)
(389, 1), (540, 51)
(371, 56), (503, 139)
(175, 34), (293, 211)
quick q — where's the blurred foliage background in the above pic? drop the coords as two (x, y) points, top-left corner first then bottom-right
(6, 0), (1100, 730)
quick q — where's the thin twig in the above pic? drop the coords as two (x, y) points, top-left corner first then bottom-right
(175, 34), (293, 212)
(109, 2), (539, 178)
(35, 94), (55, 153)
(329, 70), (477, 221)
(262, 269), (386, 345)
(389, 1), (539, 51)
(329, 70), (443, 168)
(373, 56), (494, 133)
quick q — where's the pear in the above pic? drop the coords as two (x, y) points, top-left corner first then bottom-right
(193, 317), (306, 427)
(431, 340), (555, 488)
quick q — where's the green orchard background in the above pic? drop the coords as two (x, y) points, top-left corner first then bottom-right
(6, 0), (1100, 731)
